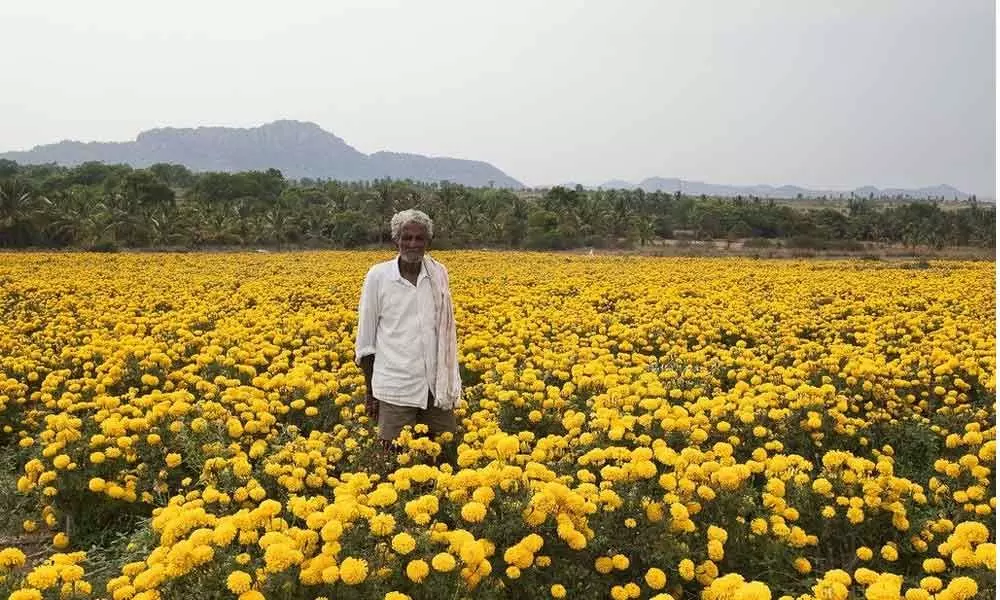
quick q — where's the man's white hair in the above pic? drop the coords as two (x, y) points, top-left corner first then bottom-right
(390, 209), (434, 241)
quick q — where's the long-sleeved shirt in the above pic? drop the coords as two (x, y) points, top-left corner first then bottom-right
(355, 256), (438, 408)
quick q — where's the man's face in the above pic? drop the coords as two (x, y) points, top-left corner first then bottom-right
(397, 222), (429, 264)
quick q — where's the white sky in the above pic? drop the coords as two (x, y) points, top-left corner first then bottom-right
(1, 0), (995, 194)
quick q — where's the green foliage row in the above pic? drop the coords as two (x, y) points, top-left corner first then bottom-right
(0, 160), (994, 250)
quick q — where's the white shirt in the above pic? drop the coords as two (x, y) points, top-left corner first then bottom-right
(355, 256), (438, 408)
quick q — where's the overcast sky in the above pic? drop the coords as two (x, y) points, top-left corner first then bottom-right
(2, 0), (996, 194)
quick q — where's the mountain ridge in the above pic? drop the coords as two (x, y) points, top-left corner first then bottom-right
(0, 120), (524, 189)
(1, 120), (982, 199)
(587, 177), (977, 200)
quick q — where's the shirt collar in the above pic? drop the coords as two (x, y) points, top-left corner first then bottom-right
(392, 255), (429, 282)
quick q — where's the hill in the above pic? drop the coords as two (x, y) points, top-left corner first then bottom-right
(597, 177), (973, 200)
(0, 120), (524, 189)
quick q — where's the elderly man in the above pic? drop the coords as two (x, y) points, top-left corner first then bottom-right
(355, 209), (462, 461)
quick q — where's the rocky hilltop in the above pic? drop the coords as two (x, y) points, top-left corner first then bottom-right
(0, 120), (524, 188)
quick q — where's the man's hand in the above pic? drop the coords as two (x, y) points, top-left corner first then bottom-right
(360, 355), (376, 422)
(365, 394), (379, 422)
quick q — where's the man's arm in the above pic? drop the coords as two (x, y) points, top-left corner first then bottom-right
(356, 269), (379, 419)
(356, 269), (379, 361)
(359, 354), (375, 399)
(359, 353), (378, 420)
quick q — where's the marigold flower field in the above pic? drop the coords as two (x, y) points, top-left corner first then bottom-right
(0, 252), (994, 600)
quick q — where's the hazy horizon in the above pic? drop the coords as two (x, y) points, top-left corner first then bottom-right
(2, 1), (996, 195)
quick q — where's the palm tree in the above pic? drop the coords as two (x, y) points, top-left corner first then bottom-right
(0, 179), (43, 244)
(431, 182), (466, 245)
(577, 191), (610, 238)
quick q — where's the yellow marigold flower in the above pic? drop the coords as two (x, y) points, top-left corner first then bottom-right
(734, 581), (771, 600)
(865, 573), (902, 600)
(669, 503), (689, 520)
(826, 569), (852, 586)
(695, 560), (719, 586)
(942, 576), (977, 600)
(369, 513), (396, 536)
(52, 532), (69, 549)
(793, 558), (811, 574)
(385, 593), (411, 600)
(922, 558), (945, 573)
(340, 557), (368, 585)
(812, 478), (833, 495)
(238, 592), (265, 600)
(431, 552), (456, 572)
(612, 554), (630, 570)
(321, 520), (343, 542)
(472, 486), (495, 504)
(919, 577), (942, 592)
(226, 570), (252, 594)
(550, 584), (566, 598)
(0, 548), (26, 569)
(391, 532), (416, 555)
(707, 540), (725, 561)
(263, 543), (303, 574)
(853, 568), (877, 585)
(595, 556), (614, 574)
(610, 585), (628, 600)
(678, 559), (695, 581)
(880, 544), (898, 561)
(60, 564), (84, 583)
(506, 566), (521, 579)
(856, 547), (873, 561)
(459, 540), (487, 566)
(645, 567), (667, 590)
(951, 548), (979, 569)
(461, 501), (488, 523)
(645, 502), (664, 522)
(406, 559), (429, 583)
(368, 484), (399, 507)
(321, 565), (339, 584)
(954, 521), (989, 544)
(707, 525), (729, 543)
(26, 564), (59, 589)
(975, 542), (996, 569)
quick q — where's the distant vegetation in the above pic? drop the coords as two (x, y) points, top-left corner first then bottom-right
(0, 160), (994, 251)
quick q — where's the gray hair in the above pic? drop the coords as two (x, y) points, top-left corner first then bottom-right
(390, 209), (434, 241)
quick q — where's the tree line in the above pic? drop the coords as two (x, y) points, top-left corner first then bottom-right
(0, 160), (994, 250)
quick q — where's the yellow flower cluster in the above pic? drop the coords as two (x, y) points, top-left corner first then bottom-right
(6, 552), (91, 600)
(0, 252), (993, 600)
